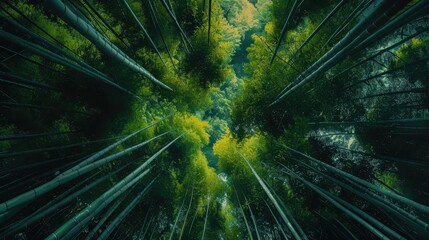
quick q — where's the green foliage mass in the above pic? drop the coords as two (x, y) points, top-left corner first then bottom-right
(1, 0), (428, 239)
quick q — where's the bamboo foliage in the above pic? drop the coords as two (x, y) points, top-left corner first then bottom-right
(270, 0), (413, 105)
(319, 0), (370, 53)
(45, 0), (172, 90)
(145, 0), (177, 70)
(291, 0), (346, 59)
(334, 29), (428, 81)
(81, 0), (131, 48)
(269, 0), (299, 64)
(351, 0), (429, 55)
(0, 0), (427, 238)
(0, 14), (138, 95)
(122, 0), (165, 64)
(1, 0), (80, 55)
(159, 0), (193, 49)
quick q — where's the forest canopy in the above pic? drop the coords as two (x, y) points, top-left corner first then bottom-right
(0, 0), (428, 239)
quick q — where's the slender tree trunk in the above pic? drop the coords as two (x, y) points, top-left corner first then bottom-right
(270, 0), (299, 64)
(0, 151), (87, 175)
(244, 194), (261, 240)
(0, 134), (179, 217)
(233, 185), (253, 240)
(159, 0), (193, 49)
(284, 158), (428, 237)
(292, 0), (346, 59)
(0, 23), (139, 98)
(270, 0), (411, 105)
(263, 200), (289, 240)
(239, 151), (306, 240)
(63, 114), (172, 175)
(201, 196), (210, 240)
(169, 187), (189, 240)
(0, 130), (77, 142)
(343, 57), (429, 90)
(145, 0), (177, 70)
(84, 180), (136, 240)
(137, 208), (151, 240)
(122, 0), (165, 64)
(284, 167), (391, 239)
(208, 0), (212, 45)
(0, 58), (63, 89)
(179, 181), (195, 239)
(97, 179), (156, 240)
(307, 118), (429, 128)
(319, 0), (370, 53)
(351, 0), (429, 55)
(335, 30), (428, 80)
(0, 166), (128, 237)
(82, 0), (131, 48)
(0, 14), (120, 82)
(2, 1), (80, 56)
(353, 88), (429, 100)
(334, 219), (359, 240)
(336, 146), (429, 167)
(0, 136), (121, 159)
(142, 215), (154, 239)
(277, 143), (429, 213)
(46, 0), (172, 90)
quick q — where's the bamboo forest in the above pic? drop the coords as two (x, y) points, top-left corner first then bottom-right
(1, 0), (429, 239)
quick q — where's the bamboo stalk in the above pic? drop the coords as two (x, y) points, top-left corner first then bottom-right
(46, 0), (172, 90)
(238, 151), (306, 240)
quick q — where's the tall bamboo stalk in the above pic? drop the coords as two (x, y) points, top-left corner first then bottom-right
(45, 0), (172, 90)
